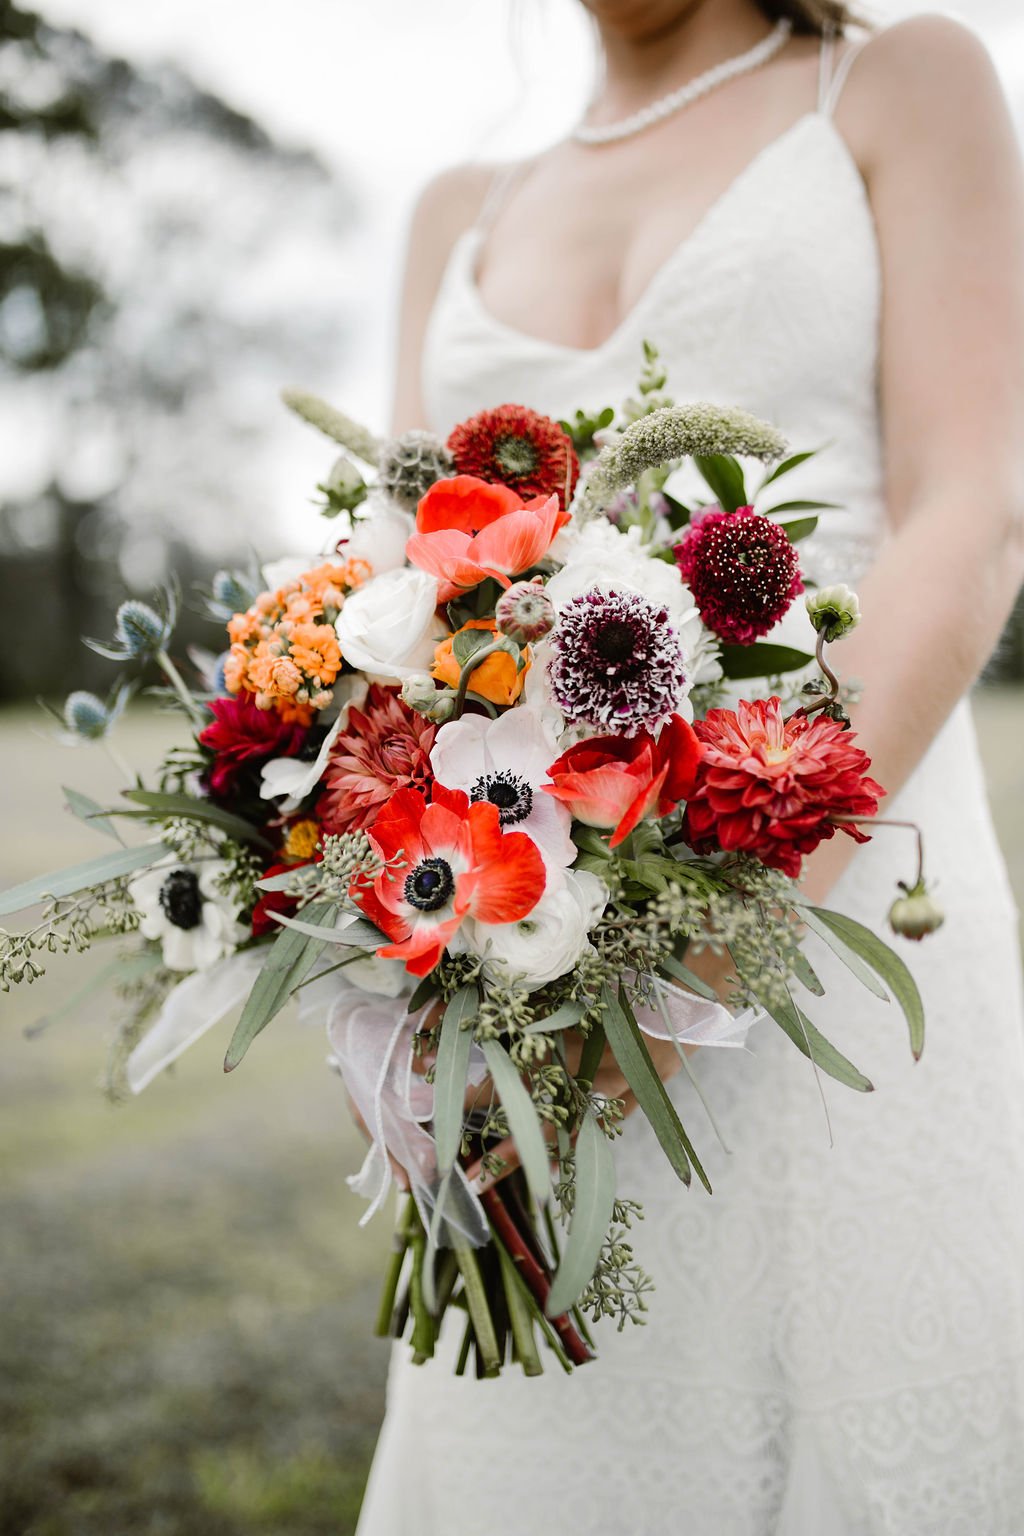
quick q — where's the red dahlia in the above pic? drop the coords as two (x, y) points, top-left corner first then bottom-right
(319, 685), (436, 836)
(447, 404), (579, 508)
(682, 697), (884, 878)
(674, 506), (803, 645)
(198, 694), (309, 798)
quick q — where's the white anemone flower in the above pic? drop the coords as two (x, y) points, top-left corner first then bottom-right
(430, 708), (576, 869)
(128, 859), (249, 973)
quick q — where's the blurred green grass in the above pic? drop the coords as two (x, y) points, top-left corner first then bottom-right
(2, 690), (1022, 1534)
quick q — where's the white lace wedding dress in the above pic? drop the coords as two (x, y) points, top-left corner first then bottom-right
(356, 29), (1024, 1535)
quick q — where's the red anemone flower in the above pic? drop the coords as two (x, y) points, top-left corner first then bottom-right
(351, 784), (546, 976)
(543, 715), (702, 849)
(682, 697), (884, 877)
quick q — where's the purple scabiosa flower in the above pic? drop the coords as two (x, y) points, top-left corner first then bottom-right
(548, 588), (688, 737)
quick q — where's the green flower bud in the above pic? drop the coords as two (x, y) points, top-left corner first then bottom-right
(321, 454), (367, 516)
(888, 882), (945, 942)
(495, 579), (556, 644)
(400, 672), (440, 715)
(805, 583), (861, 643)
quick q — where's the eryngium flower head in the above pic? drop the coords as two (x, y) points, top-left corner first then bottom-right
(86, 590), (177, 661)
(377, 430), (454, 511)
(581, 403), (788, 517)
(889, 882), (945, 941)
(63, 690), (111, 740)
(674, 506), (803, 645)
(495, 579), (556, 644)
(548, 588), (688, 737)
(806, 583), (861, 643)
(210, 570), (257, 619)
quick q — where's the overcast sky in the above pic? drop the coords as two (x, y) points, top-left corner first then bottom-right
(32, 0), (1024, 435)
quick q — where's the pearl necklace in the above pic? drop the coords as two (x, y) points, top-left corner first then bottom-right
(573, 19), (793, 147)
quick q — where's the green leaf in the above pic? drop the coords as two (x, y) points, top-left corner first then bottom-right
(224, 901), (335, 1071)
(692, 453), (747, 512)
(480, 1038), (552, 1205)
(433, 987), (477, 1175)
(789, 948), (825, 997)
(545, 1110), (617, 1318)
(777, 516), (819, 543)
(575, 1019), (607, 1087)
(523, 1001), (586, 1035)
(271, 912), (384, 948)
(798, 906), (888, 1001)
(602, 986), (711, 1192)
(0, 842), (170, 916)
(808, 907), (925, 1060)
(757, 448), (822, 488)
(407, 973), (438, 1014)
(719, 643), (814, 680)
(452, 627), (501, 668)
(659, 953), (718, 1001)
(762, 498), (842, 515)
(120, 789), (271, 849)
(63, 787), (123, 843)
(757, 986), (873, 1092)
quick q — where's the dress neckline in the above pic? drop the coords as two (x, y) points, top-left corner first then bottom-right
(455, 111), (870, 360)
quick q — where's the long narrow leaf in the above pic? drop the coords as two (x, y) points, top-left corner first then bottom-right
(778, 516), (819, 543)
(757, 448), (821, 489)
(789, 948), (825, 997)
(224, 901), (335, 1070)
(799, 907), (888, 1001)
(0, 842), (169, 916)
(523, 1001), (586, 1035)
(121, 789), (271, 848)
(480, 1038), (552, 1205)
(762, 498), (842, 515)
(758, 987), (873, 1092)
(719, 642), (814, 680)
(546, 1110), (617, 1317)
(63, 787), (123, 843)
(602, 987), (711, 1192)
(692, 453), (747, 512)
(271, 911), (384, 948)
(809, 907), (925, 1060)
(659, 953), (717, 1001)
(433, 987), (477, 1175)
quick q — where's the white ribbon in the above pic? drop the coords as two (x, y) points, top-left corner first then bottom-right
(634, 974), (762, 1049)
(126, 949), (263, 1093)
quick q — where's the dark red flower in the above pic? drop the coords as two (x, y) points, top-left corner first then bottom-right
(544, 715), (702, 848)
(448, 404), (579, 508)
(682, 697), (884, 878)
(199, 694), (308, 797)
(319, 685), (436, 837)
(673, 506), (803, 645)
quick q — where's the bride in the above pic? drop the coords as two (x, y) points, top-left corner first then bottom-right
(357, 2), (1024, 1531)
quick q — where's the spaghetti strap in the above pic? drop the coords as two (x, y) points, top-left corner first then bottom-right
(816, 24), (838, 115)
(822, 33), (870, 120)
(472, 158), (535, 238)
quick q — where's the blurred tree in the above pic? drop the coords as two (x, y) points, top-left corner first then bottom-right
(0, 0), (357, 698)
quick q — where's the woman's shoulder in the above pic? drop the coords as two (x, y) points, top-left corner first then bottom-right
(841, 13), (1005, 124)
(407, 162), (499, 260)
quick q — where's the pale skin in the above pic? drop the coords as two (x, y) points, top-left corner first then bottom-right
(371, 0), (1024, 1190)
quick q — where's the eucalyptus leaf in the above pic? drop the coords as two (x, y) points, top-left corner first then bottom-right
(63, 787), (123, 843)
(719, 643), (814, 680)
(789, 948), (825, 997)
(602, 987), (711, 1192)
(433, 987), (477, 1175)
(545, 1110), (617, 1318)
(523, 1001), (586, 1036)
(799, 906), (888, 1001)
(692, 453), (747, 512)
(808, 907), (925, 1060)
(224, 901), (335, 1070)
(0, 842), (170, 917)
(480, 1038), (552, 1205)
(659, 953), (718, 1001)
(271, 912), (384, 949)
(121, 789), (271, 849)
(757, 986), (873, 1092)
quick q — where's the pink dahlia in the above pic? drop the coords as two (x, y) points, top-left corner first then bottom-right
(682, 697), (884, 878)
(674, 506), (803, 645)
(318, 685), (436, 836)
(199, 694), (308, 798)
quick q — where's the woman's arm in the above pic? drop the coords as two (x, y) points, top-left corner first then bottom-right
(801, 15), (1024, 902)
(389, 164), (493, 436)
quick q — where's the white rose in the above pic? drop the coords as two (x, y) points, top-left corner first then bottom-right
(334, 567), (444, 681)
(463, 868), (607, 988)
(343, 496), (415, 576)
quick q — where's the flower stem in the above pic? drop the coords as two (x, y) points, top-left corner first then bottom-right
(795, 629), (841, 720)
(155, 650), (206, 727)
(374, 1195), (413, 1337)
(452, 639), (512, 720)
(481, 1187), (594, 1367)
(453, 1242), (502, 1375)
(495, 1236), (544, 1375)
(831, 816), (926, 886)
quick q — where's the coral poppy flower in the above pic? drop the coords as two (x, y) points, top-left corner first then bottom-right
(682, 697), (884, 877)
(351, 785), (547, 976)
(544, 715), (702, 849)
(432, 619), (530, 707)
(407, 475), (570, 602)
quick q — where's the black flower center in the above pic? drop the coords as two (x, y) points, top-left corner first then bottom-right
(594, 619), (636, 664)
(404, 856), (454, 912)
(470, 771), (534, 826)
(159, 869), (203, 930)
(494, 433), (539, 478)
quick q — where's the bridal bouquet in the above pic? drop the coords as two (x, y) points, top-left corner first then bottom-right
(1, 344), (940, 1377)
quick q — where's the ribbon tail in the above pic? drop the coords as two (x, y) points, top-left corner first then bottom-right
(126, 950), (262, 1093)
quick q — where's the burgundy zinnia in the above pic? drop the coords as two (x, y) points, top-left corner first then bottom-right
(674, 506), (803, 645)
(548, 588), (688, 737)
(448, 404), (579, 508)
(318, 685), (436, 836)
(682, 697), (884, 878)
(199, 694), (309, 798)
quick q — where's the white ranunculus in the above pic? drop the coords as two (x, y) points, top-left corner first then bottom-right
(430, 707), (575, 869)
(334, 567), (444, 682)
(259, 676), (368, 806)
(261, 553), (333, 592)
(331, 911), (410, 997)
(463, 868), (607, 988)
(128, 859), (249, 973)
(343, 496), (414, 575)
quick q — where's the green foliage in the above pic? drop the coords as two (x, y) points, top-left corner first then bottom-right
(224, 901), (335, 1071)
(719, 642), (814, 680)
(546, 1109), (617, 1317)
